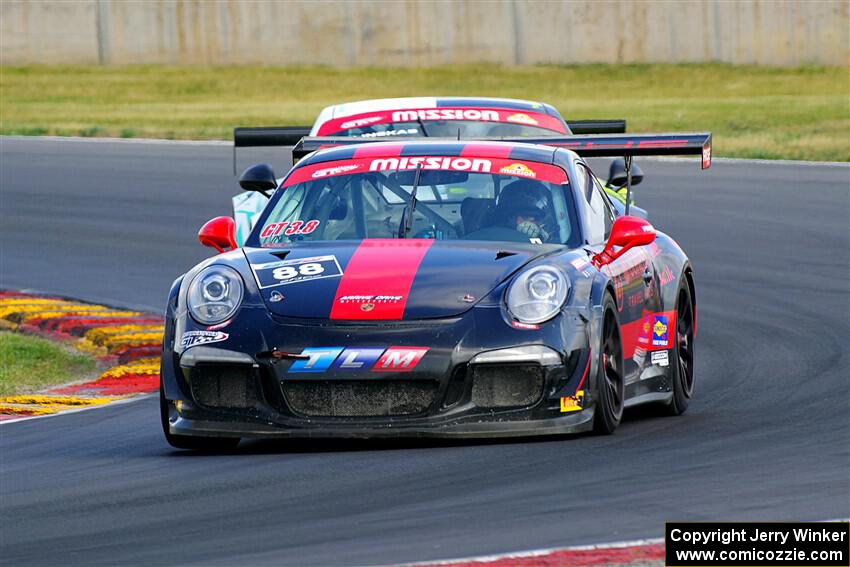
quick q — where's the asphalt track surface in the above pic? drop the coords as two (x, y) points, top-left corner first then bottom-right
(1, 137), (848, 567)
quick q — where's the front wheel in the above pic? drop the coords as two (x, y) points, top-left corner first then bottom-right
(665, 281), (695, 415)
(159, 378), (240, 451)
(593, 294), (625, 434)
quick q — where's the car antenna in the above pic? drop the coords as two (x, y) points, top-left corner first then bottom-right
(624, 155), (633, 216)
(400, 163), (423, 238)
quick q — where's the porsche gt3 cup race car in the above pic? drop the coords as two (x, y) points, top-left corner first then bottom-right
(160, 132), (710, 450)
(230, 96), (632, 243)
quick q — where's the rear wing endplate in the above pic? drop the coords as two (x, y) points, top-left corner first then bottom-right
(291, 132), (713, 169)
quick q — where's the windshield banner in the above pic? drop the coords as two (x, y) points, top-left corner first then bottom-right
(316, 107), (568, 136)
(282, 156), (569, 187)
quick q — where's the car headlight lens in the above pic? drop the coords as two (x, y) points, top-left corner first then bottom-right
(506, 265), (569, 324)
(187, 266), (244, 325)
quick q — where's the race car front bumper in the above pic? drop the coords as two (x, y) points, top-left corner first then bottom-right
(161, 304), (601, 440)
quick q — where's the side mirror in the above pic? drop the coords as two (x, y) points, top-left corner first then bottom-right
(198, 216), (238, 253)
(593, 216), (656, 268)
(239, 163), (277, 193)
(607, 158), (643, 187)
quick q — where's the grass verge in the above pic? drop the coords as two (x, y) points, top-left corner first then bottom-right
(1, 63), (848, 161)
(0, 331), (97, 396)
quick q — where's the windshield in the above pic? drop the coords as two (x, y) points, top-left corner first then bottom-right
(251, 158), (581, 248)
(315, 108), (568, 137)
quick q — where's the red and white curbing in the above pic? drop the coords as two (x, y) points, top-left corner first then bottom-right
(0, 290), (162, 421)
(405, 538), (664, 567)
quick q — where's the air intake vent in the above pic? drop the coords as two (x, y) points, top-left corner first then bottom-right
(471, 364), (544, 408)
(282, 380), (437, 417)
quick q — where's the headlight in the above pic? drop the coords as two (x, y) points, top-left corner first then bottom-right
(187, 266), (244, 325)
(506, 265), (569, 324)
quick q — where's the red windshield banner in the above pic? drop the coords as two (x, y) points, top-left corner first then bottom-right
(316, 107), (568, 136)
(282, 156), (569, 187)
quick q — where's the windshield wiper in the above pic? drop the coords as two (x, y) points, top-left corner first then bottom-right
(398, 163), (423, 238)
(416, 117), (430, 137)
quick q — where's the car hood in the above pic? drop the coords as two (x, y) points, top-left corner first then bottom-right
(242, 239), (561, 320)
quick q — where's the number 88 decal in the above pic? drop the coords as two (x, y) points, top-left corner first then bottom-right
(272, 263), (324, 280)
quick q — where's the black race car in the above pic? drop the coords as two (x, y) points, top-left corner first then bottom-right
(160, 132), (711, 450)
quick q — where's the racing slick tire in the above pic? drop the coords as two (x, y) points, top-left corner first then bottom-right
(593, 293), (625, 434)
(665, 280), (695, 416)
(159, 378), (240, 451)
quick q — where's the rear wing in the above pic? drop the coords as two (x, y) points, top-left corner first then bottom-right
(291, 132), (713, 169)
(232, 119), (626, 172)
(233, 126), (311, 173)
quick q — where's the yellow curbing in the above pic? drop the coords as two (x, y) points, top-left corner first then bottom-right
(84, 324), (165, 343)
(98, 358), (160, 379)
(0, 291), (162, 420)
(0, 405), (59, 415)
(0, 395), (119, 406)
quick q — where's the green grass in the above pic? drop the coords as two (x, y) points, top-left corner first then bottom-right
(0, 331), (97, 396)
(1, 63), (848, 161)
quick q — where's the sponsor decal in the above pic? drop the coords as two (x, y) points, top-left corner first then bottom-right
(702, 144), (712, 169)
(287, 347), (344, 373)
(373, 347), (429, 372)
(340, 115), (384, 129)
(287, 346), (428, 373)
(260, 219), (321, 238)
(269, 290), (284, 303)
(461, 294), (476, 303)
(498, 163), (537, 178)
(505, 113), (539, 126)
(369, 156), (491, 173)
(391, 108), (499, 122)
(360, 128), (419, 138)
(512, 320), (540, 330)
(180, 330), (229, 349)
(331, 348), (385, 370)
(651, 350), (669, 367)
(652, 315), (669, 346)
(338, 295), (403, 304)
(285, 157), (568, 187)
(252, 254), (343, 289)
(659, 265), (676, 287)
(312, 165), (360, 179)
(560, 390), (585, 413)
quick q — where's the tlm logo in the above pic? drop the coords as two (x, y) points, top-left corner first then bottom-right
(287, 347), (429, 373)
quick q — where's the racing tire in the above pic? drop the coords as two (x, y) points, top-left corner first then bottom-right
(665, 280), (695, 416)
(159, 379), (240, 451)
(593, 294), (625, 434)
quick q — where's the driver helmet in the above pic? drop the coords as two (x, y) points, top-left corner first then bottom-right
(495, 179), (553, 240)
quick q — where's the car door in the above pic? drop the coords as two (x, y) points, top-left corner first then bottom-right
(574, 161), (658, 382)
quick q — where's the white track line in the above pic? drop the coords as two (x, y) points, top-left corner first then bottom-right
(0, 393), (156, 425)
(1, 135), (847, 167)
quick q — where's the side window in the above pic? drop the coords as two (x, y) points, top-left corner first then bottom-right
(576, 163), (611, 244)
(590, 174), (616, 239)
